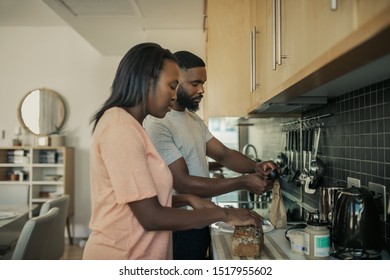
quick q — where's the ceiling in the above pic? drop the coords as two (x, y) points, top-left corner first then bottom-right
(0, 0), (205, 56)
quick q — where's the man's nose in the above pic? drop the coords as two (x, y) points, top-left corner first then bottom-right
(197, 84), (205, 93)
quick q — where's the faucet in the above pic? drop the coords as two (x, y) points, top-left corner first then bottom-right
(242, 144), (258, 161)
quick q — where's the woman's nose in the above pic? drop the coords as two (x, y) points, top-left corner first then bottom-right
(172, 88), (177, 100)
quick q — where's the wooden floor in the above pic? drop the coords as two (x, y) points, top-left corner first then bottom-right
(61, 242), (84, 260)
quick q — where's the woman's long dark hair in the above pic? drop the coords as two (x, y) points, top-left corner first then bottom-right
(90, 42), (177, 131)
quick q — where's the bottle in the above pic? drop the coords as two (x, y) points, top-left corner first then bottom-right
(303, 212), (330, 260)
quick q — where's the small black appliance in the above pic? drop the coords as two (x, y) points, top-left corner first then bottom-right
(332, 187), (382, 259)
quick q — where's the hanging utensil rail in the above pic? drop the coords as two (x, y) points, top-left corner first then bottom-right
(280, 113), (332, 131)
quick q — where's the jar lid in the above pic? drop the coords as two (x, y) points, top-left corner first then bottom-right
(307, 218), (329, 226)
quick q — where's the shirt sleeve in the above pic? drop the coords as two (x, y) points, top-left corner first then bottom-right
(144, 119), (183, 166)
(202, 120), (214, 143)
(99, 120), (158, 204)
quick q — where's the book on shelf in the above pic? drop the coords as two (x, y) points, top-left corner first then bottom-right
(38, 150), (60, 164)
(6, 149), (30, 164)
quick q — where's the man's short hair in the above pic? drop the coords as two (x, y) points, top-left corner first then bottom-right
(173, 51), (205, 70)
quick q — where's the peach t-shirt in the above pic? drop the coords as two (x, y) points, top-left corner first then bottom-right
(83, 107), (173, 260)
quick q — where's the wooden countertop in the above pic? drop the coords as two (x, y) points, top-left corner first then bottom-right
(211, 227), (303, 260)
(211, 231), (290, 260)
(211, 227), (390, 260)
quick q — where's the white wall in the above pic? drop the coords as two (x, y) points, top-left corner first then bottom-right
(0, 24), (205, 238)
(0, 25), (117, 237)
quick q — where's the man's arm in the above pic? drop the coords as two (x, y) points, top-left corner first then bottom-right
(206, 137), (257, 174)
(169, 157), (274, 198)
(208, 161), (224, 172)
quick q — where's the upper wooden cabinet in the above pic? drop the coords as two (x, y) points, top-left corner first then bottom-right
(204, 0), (253, 118)
(252, 0), (390, 112)
(205, 0), (390, 117)
(253, 0), (356, 108)
(248, 0), (267, 111)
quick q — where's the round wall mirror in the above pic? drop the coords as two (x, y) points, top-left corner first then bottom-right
(18, 88), (66, 136)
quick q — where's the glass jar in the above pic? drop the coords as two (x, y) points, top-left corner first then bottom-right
(303, 219), (330, 260)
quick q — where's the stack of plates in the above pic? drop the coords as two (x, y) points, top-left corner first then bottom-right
(0, 211), (18, 220)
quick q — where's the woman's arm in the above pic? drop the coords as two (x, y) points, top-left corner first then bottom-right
(129, 196), (261, 231)
(172, 194), (217, 209)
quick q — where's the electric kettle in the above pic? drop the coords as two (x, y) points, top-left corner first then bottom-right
(332, 186), (382, 259)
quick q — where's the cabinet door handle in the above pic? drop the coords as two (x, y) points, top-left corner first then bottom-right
(250, 26), (258, 92)
(276, 0), (282, 65)
(272, 0), (276, 70)
(330, 0), (337, 11)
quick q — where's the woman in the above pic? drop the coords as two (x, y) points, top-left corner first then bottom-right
(83, 43), (261, 260)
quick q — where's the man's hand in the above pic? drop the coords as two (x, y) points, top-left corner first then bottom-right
(255, 160), (280, 180)
(240, 160), (280, 194)
(244, 173), (275, 194)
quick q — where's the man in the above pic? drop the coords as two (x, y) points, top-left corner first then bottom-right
(144, 51), (278, 260)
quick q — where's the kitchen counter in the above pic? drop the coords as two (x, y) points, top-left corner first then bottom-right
(211, 227), (390, 260)
(211, 227), (304, 260)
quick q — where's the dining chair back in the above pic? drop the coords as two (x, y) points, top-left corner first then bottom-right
(39, 194), (69, 259)
(11, 207), (59, 260)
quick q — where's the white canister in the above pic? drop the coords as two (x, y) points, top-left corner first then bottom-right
(286, 229), (305, 255)
(303, 221), (330, 260)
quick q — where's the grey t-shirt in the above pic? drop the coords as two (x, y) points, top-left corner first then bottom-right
(144, 109), (213, 178)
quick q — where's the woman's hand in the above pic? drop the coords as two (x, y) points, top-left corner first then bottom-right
(223, 208), (263, 228)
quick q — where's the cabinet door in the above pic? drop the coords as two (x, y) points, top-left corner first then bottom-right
(355, 0), (390, 28)
(263, 0), (355, 102)
(264, 0), (304, 99)
(205, 0), (252, 117)
(249, 0), (268, 108)
(301, 0), (355, 66)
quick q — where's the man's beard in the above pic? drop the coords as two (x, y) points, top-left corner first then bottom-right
(176, 86), (199, 112)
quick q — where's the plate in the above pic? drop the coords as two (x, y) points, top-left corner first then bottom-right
(0, 211), (18, 220)
(211, 220), (275, 233)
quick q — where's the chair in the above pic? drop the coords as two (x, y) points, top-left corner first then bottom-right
(10, 207), (59, 260)
(39, 195), (70, 259)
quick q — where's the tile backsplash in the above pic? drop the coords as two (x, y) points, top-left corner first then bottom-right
(313, 78), (390, 189)
(248, 78), (390, 253)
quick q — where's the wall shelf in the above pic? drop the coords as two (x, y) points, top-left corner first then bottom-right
(0, 146), (74, 219)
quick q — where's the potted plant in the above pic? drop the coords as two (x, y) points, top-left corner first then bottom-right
(50, 125), (66, 147)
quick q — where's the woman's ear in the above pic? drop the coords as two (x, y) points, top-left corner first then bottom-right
(146, 78), (154, 96)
